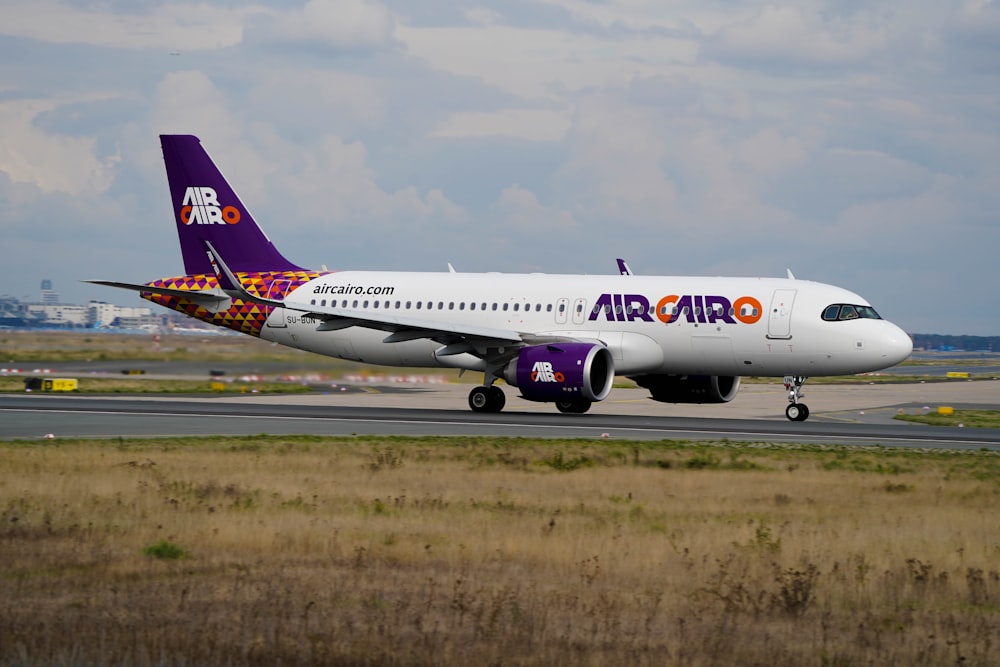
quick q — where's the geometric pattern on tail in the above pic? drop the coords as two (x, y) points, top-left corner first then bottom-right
(143, 271), (323, 336)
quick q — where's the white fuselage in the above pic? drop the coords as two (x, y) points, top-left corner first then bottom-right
(259, 271), (912, 378)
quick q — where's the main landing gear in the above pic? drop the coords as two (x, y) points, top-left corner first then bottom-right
(784, 375), (810, 422)
(468, 385), (506, 413)
(556, 400), (592, 414)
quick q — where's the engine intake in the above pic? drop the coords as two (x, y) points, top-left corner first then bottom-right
(632, 374), (741, 404)
(504, 343), (614, 403)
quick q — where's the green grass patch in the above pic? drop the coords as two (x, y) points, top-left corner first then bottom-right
(894, 409), (1000, 429)
(142, 540), (189, 560)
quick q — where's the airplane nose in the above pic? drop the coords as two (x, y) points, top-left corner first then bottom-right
(882, 323), (913, 366)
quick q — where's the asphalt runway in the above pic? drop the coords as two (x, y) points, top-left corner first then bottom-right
(2, 380), (999, 449)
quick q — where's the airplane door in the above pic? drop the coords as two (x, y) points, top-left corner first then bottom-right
(572, 298), (587, 325)
(265, 279), (291, 328)
(555, 298), (569, 325)
(767, 289), (796, 339)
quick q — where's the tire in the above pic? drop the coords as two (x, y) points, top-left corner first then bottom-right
(785, 403), (809, 422)
(556, 400), (592, 414)
(489, 386), (506, 412)
(469, 386), (505, 413)
(469, 387), (491, 412)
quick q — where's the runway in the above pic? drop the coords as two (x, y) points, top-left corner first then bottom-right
(2, 388), (998, 449)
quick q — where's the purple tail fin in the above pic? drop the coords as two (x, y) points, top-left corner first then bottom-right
(160, 135), (303, 275)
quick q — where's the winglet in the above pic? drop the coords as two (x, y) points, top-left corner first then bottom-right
(786, 268), (796, 280)
(617, 259), (633, 276)
(204, 241), (281, 307)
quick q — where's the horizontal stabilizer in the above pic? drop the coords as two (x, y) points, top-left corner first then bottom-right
(83, 279), (232, 312)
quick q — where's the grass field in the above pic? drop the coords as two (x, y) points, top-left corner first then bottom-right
(1, 436), (998, 666)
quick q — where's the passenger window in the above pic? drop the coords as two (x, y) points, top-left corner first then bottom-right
(416, 302), (422, 310)
(547, 304), (553, 312)
(449, 302), (455, 310)
(513, 304), (519, 311)
(352, 300), (359, 308)
(459, 303), (465, 310)
(503, 303), (509, 311)
(470, 303), (476, 311)
(492, 303), (498, 311)
(363, 300), (369, 308)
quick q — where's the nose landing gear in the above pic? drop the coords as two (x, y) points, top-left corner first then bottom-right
(784, 375), (809, 421)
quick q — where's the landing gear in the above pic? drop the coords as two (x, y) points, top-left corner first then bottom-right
(785, 402), (809, 422)
(783, 375), (809, 422)
(556, 400), (592, 414)
(469, 385), (506, 413)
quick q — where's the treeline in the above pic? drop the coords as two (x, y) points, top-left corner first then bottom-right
(911, 334), (999, 352)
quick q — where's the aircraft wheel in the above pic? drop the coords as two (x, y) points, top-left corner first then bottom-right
(469, 386), (504, 413)
(489, 386), (506, 412)
(785, 403), (810, 422)
(556, 400), (592, 414)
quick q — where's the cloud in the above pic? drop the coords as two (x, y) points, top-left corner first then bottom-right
(266, 0), (395, 51)
(431, 108), (572, 142)
(704, 6), (887, 70)
(552, 93), (678, 226)
(0, 97), (119, 195)
(396, 23), (697, 101)
(0, 1), (260, 51)
(493, 185), (576, 231)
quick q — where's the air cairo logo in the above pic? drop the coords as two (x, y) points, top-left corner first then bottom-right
(531, 361), (564, 383)
(180, 187), (241, 225)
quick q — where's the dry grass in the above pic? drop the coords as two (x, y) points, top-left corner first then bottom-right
(1, 436), (999, 666)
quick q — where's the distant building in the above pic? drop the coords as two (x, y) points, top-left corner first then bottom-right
(87, 300), (156, 328)
(40, 279), (59, 305)
(23, 303), (89, 327)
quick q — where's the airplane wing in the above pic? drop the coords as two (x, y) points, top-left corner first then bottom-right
(287, 299), (528, 354)
(201, 242), (534, 355)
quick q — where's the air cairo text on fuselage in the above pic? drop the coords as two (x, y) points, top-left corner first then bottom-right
(589, 293), (763, 324)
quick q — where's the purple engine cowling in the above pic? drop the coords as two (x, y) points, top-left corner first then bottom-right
(503, 343), (614, 403)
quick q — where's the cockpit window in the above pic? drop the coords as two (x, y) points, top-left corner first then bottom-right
(821, 304), (882, 322)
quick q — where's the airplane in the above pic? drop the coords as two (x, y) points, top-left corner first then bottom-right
(88, 135), (913, 421)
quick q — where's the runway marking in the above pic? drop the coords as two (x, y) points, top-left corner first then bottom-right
(3, 407), (998, 448)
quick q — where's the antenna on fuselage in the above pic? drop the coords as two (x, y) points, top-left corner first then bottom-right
(786, 268), (796, 280)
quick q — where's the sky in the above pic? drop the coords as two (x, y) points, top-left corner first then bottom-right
(1, 1), (998, 335)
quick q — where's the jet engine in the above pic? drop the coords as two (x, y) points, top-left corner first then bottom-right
(503, 343), (614, 403)
(632, 374), (741, 404)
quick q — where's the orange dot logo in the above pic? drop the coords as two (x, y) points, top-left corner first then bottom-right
(222, 206), (241, 224)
